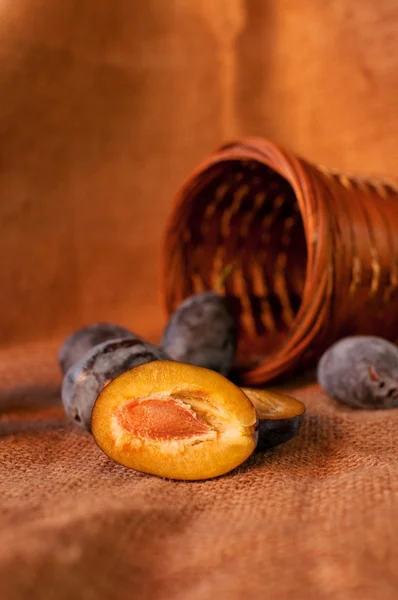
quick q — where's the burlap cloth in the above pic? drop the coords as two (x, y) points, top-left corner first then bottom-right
(1, 341), (397, 600)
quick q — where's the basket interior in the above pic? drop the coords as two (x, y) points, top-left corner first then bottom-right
(175, 159), (308, 369)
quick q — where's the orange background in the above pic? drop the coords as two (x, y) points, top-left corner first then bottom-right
(1, 0), (398, 347)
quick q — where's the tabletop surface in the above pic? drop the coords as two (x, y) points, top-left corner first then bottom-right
(1, 342), (397, 600)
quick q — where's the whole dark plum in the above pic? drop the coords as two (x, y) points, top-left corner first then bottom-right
(58, 322), (134, 374)
(62, 337), (170, 431)
(161, 291), (237, 376)
(317, 335), (398, 409)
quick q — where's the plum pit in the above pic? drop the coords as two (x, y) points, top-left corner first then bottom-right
(116, 396), (213, 440)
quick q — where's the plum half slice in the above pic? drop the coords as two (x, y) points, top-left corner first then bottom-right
(92, 360), (258, 480)
(242, 388), (306, 451)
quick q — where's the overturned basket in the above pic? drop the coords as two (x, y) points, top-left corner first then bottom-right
(162, 138), (398, 385)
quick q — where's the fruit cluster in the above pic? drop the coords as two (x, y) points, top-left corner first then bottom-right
(60, 290), (305, 481)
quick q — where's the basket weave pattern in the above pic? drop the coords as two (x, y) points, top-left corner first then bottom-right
(163, 138), (398, 384)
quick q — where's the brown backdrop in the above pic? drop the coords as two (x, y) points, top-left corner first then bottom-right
(1, 0), (398, 347)
(1, 2), (398, 599)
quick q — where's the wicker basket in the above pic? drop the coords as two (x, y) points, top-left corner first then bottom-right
(162, 137), (398, 385)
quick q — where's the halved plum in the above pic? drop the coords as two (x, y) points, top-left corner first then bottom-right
(242, 388), (305, 451)
(92, 360), (258, 480)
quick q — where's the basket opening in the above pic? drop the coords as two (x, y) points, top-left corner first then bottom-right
(184, 159), (308, 369)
